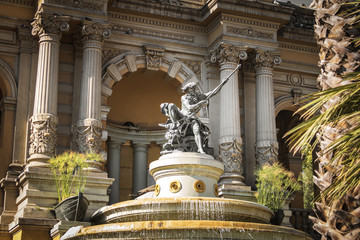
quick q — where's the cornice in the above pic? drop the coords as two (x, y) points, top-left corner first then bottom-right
(221, 15), (279, 30)
(279, 42), (318, 54)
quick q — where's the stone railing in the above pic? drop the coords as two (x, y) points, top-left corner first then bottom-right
(290, 208), (321, 240)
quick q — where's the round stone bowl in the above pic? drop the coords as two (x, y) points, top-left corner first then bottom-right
(63, 220), (312, 240)
(92, 197), (273, 225)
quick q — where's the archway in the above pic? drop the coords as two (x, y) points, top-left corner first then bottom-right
(0, 59), (17, 217)
(102, 53), (201, 203)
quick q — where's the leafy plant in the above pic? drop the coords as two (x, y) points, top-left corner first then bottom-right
(49, 151), (103, 202)
(255, 162), (301, 212)
(300, 144), (314, 209)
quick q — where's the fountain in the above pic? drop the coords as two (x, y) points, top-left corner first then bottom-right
(61, 67), (311, 239)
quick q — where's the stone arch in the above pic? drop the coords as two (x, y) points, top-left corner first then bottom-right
(0, 59), (17, 98)
(275, 95), (300, 116)
(101, 52), (201, 106)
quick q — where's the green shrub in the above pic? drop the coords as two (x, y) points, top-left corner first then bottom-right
(255, 162), (301, 212)
(49, 151), (103, 202)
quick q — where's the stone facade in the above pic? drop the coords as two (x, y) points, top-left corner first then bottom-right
(0, 0), (318, 238)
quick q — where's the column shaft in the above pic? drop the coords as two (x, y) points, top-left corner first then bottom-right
(79, 41), (102, 120)
(254, 50), (281, 166)
(108, 141), (121, 204)
(132, 144), (148, 194)
(28, 14), (69, 165)
(75, 22), (110, 156)
(211, 43), (247, 187)
(219, 62), (241, 139)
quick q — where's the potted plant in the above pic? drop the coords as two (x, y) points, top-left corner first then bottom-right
(49, 151), (103, 221)
(255, 162), (301, 225)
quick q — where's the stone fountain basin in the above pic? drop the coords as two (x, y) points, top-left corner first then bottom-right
(92, 197), (273, 225)
(65, 220), (312, 240)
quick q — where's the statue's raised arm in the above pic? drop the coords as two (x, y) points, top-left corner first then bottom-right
(205, 64), (241, 100)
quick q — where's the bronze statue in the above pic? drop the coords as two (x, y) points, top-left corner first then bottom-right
(160, 64), (241, 154)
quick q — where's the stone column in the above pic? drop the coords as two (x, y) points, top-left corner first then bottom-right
(132, 143), (148, 194)
(28, 13), (69, 166)
(255, 50), (281, 166)
(211, 43), (247, 187)
(107, 141), (121, 204)
(75, 22), (110, 167)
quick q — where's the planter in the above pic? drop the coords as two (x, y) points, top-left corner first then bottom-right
(270, 209), (284, 225)
(54, 193), (89, 221)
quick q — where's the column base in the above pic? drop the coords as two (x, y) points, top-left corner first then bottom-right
(26, 154), (51, 168)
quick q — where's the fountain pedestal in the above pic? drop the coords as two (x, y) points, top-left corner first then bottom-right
(150, 152), (223, 198)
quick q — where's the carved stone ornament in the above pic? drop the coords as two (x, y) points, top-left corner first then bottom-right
(227, 26), (273, 40)
(29, 114), (58, 157)
(146, 0), (183, 6)
(143, 45), (165, 71)
(255, 50), (281, 69)
(255, 141), (279, 167)
(31, 13), (70, 37)
(75, 119), (102, 153)
(82, 22), (111, 43)
(48, 0), (103, 11)
(211, 43), (248, 65)
(219, 138), (243, 174)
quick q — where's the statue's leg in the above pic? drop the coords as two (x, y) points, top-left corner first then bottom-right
(193, 122), (205, 154)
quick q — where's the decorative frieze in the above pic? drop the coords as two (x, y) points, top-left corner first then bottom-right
(31, 13), (70, 37)
(82, 22), (111, 43)
(29, 114), (58, 157)
(75, 119), (102, 153)
(111, 25), (194, 43)
(48, 0), (103, 11)
(143, 45), (165, 71)
(109, 13), (206, 33)
(227, 26), (273, 40)
(219, 138), (243, 175)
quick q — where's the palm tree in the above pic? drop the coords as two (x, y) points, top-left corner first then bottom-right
(286, 0), (360, 239)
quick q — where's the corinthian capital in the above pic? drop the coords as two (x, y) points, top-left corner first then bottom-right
(31, 13), (70, 37)
(82, 22), (111, 43)
(255, 50), (281, 70)
(211, 43), (247, 65)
